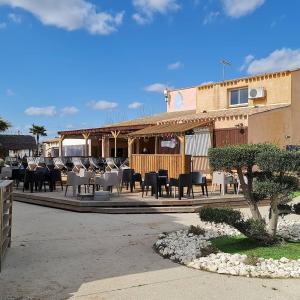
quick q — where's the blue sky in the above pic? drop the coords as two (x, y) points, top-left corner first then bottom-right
(0, 0), (300, 138)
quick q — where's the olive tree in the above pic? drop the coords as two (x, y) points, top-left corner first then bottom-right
(202, 144), (300, 243)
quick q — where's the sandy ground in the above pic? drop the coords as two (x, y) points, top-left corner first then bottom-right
(0, 201), (299, 300)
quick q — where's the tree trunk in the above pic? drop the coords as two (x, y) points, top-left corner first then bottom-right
(36, 134), (40, 156)
(237, 167), (262, 220)
(268, 198), (279, 237)
(248, 202), (263, 220)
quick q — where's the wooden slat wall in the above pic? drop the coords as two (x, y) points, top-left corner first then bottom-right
(213, 127), (248, 148)
(131, 154), (191, 178)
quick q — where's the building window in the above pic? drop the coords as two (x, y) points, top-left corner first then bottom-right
(229, 88), (248, 106)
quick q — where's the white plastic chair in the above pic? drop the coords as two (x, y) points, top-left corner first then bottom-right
(236, 175), (248, 195)
(105, 157), (119, 171)
(120, 158), (129, 169)
(0, 167), (12, 179)
(72, 157), (86, 171)
(103, 172), (121, 194)
(65, 171), (90, 197)
(27, 157), (38, 171)
(53, 157), (67, 170)
(211, 171), (234, 195)
(89, 157), (100, 170)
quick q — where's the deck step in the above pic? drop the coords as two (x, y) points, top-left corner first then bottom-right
(13, 191), (269, 214)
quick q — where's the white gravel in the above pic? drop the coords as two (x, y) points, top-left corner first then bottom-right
(154, 220), (300, 278)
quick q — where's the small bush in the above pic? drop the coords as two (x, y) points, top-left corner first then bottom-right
(199, 207), (242, 226)
(188, 225), (205, 236)
(240, 218), (273, 245)
(294, 203), (300, 214)
(201, 245), (219, 257)
(243, 255), (259, 266)
(200, 207), (273, 245)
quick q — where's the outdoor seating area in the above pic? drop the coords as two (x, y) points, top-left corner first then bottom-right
(0, 155), (256, 214)
(0, 155), (243, 200)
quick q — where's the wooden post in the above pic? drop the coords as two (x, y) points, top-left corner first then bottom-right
(82, 133), (90, 156)
(178, 135), (186, 174)
(154, 136), (158, 154)
(128, 137), (135, 168)
(59, 135), (65, 157)
(111, 131), (120, 158)
(136, 138), (140, 154)
(102, 136), (109, 157)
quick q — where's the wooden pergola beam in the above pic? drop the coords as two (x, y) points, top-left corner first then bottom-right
(111, 130), (120, 157)
(82, 133), (90, 156)
(178, 135), (186, 174)
(128, 137), (136, 167)
(58, 134), (65, 157)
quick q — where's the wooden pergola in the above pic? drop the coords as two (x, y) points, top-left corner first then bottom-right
(128, 120), (213, 178)
(58, 124), (147, 157)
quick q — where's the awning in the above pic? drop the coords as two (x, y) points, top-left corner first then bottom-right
(129, 121), (212, 137)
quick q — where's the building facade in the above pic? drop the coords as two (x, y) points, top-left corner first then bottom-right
(166, 68), (300, 148)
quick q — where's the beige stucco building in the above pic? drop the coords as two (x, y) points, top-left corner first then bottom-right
(166, 68), (300, 148)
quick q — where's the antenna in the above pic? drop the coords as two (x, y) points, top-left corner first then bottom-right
(220, 59), (231, 81)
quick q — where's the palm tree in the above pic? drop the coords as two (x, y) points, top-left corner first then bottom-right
(29, 124), (47, 156)
(0, 117), (11, 132)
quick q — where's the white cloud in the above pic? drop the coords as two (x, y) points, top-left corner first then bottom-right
(240, 54), (255, 71)
(221, 0), (265, 18)
(132, 13), (149, 25)
(0, 0), (124, 35)
(144, 83), (170, 93)
(167, 61), (184, 70)
(203, 11), (220, 25)
(246, 48), (300, 75)
(0, 22), (7, 29)
(6, 88), (15, 96)
(25, 106), (56, 116)
(132, 0), (180, 24)
(128, 102), (143, 109)
(8, 12), (21, 23)
(87, 100), (118, 110)
(60, 106), (79, 116)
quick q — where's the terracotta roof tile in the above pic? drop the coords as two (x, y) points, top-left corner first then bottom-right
(159, 104), (290, 124)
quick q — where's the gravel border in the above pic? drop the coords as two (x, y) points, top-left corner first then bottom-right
(154, 221), (300, 278)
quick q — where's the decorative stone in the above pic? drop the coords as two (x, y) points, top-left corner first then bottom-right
(154, 220), (300, 279)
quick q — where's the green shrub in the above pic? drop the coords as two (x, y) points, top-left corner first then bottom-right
(243, 255), (260, 266)
(200, 245), (219, 257)
(294, 203), (300, 214)
(200, 207), (242, 226)
(188, 225), (205, 236)
(200, 207), (273, 245)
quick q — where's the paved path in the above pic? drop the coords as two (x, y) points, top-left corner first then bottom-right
(0, 202), (299, 300)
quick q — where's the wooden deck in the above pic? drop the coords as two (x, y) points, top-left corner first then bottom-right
(13, 189), (270, 214)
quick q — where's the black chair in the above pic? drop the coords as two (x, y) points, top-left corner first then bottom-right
(169, 174), (194, 200)
(141, 172), (158, 199)
(157, 169), (169, 196)
(15, 168), (25, 189)
(191, 172), (208, 197)
(50, 169), (63, 191)
(121, 169), (142, 192)
(23, 169), (35, 193)
(34, 168), (52, 192)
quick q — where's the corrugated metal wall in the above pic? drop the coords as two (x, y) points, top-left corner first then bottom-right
(185, 127), (212, 156)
